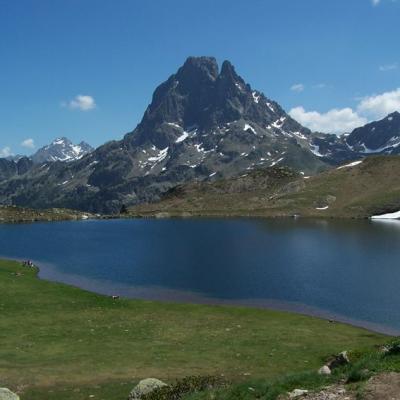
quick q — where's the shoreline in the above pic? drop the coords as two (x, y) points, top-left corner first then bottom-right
(27, 258), (400, 337)
(2, 208), (400, 224)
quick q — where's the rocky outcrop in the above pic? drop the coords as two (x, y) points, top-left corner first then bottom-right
(318, 351), (350, 376)
(0, 388), (19, 400)
(0, 157), (34, 183)
(326, 351), (350, 370)
(128, 378), (168, 400)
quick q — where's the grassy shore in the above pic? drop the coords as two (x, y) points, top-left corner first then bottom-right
(0, 205), (94, 223)
(0, 259), (389, 400)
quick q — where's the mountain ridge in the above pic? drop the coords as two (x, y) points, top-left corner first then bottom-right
(309, 112), (400, 164)
(0, 56), (399, 213)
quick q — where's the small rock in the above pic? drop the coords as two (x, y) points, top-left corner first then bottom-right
(288, 388), (308, 398)
(0, 388), (19, 400)
(318, 365), (332, 375)
(128, 378), (168, 400)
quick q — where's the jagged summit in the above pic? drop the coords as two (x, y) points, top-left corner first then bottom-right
(219, 59), (239, 79)
(31, 137), (94, 163)
(179, 56), (219, 80)
(129, 57), (308, 148)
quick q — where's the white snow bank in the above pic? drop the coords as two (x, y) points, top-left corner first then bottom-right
(337, 160), (363, 170)
(270, 157), (284, 167)
(252, 91), (260, 103)
(166, 122), (181, 129)
(244, 124), (257, 135)
(371, 210), (400, 220)
(175, 131), (189, 143)
(148, 147), (168, 163)
(266, 102), (275, 113)
(310, 144), (324, 157)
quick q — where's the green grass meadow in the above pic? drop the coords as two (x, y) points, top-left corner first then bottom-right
(0, 259), (389, 399)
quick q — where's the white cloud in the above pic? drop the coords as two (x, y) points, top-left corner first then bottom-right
(290, 83), (305, 93)
(379, 63), (398, 72)
(372, 0), (399, 6)
(357, 88), (400, 119)
(0, 146), (13, 158)
(65, 95), (96, 111)
(21, 138), (35, 149)
(290, 87), (400, 134)
(289, 106), (368, 134)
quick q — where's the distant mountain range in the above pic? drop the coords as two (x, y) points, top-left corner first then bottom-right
(0, 137), (93, 186)
(309, 111), (400, 164)
(0, 57), (399, 213)
(2, 137), (93, 164)
(31, 137), (94, 163)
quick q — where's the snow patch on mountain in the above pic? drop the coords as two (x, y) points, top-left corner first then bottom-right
(337, 160), (363, 169)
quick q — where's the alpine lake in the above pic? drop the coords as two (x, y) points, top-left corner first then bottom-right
(1, 217), (399, 334)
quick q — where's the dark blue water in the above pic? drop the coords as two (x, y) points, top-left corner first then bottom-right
(1, 218), (400, 334)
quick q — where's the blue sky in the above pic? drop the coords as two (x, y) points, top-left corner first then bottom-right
(0, 0), (399, 156)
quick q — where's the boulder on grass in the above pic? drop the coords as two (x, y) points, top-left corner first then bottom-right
(128, 378), (168, 400)
(288, 388), (308, 398)
(0, 388), (19, 400)
(318, 365), (332, 375)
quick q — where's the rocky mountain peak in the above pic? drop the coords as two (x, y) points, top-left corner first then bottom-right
(129, 57), (307, 149)
(31, 137), (94, 163)
(388, 111), (400, 119)
(345, 111), (400, 153)
(220, 60), (238, 79)
(177, 56), (219, 82)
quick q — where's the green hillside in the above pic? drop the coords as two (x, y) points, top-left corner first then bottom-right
(128, 156), (400, 219)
